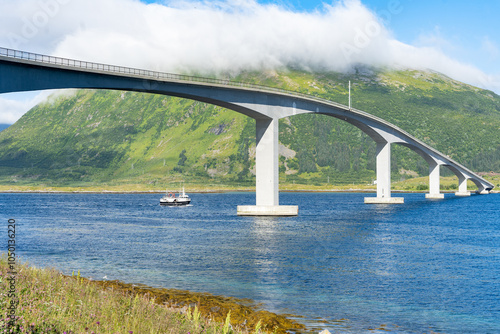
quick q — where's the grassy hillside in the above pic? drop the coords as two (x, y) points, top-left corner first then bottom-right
(0, 67), (499, 190)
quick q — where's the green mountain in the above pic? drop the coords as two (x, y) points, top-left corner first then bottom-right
(0, 67), (499, 189)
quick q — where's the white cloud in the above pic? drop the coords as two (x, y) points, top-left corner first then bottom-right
(49, 0), (395, 74)
(0, 0), (500, 123)
(387, 41), (500, 93)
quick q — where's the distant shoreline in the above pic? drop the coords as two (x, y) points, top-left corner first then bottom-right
(1, 174), (497, 194)
(1, 188), (497, 194)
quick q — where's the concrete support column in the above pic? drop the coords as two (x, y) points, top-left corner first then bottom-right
(237, 118), (298, 216)
(255, 118), (279, 206)
(365, 142), (404, 204)
(456, 174), (471, 196)
(426, 161), (444, 199)
(376, 142), (391, 199)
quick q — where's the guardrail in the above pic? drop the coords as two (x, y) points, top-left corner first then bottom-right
(0, 46), (348, 108)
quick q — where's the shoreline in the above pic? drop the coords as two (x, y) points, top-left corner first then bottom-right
(0, 174), (497, 194)
(0, 256), (308, 333)
(1, 188), (498, 194)
(1, 174), (498, 194)
(76, 276), (308, 334)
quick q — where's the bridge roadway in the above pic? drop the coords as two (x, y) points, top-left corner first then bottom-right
(0, 47), (494, 216)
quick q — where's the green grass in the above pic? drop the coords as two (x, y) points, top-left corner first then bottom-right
(0, 255), (302, 334)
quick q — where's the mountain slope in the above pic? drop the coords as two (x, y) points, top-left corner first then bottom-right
(0, 67), (499, 188)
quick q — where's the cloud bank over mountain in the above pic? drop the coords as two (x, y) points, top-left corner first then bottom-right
(0, 0), (499, 122)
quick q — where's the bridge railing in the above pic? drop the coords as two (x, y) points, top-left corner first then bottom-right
(0, 46), (350, 109)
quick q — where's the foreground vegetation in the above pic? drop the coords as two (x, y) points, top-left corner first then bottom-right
(0, 256), (304, 333)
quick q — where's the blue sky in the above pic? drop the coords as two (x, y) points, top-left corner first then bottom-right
(0, 0), (499, 123)
(363, 0), (499, 75)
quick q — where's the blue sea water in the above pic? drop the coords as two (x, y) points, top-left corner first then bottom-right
(1, 192), (499, 333)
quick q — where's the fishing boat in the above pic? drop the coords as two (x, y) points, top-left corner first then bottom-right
(160, 187), (191, 206)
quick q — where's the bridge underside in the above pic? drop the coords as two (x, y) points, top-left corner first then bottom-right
(0, 51), (494, 216)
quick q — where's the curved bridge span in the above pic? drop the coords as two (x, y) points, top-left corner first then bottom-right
(0, 47), (494, 215)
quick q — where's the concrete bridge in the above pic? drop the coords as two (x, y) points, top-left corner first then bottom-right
(0, 47), (494, 216)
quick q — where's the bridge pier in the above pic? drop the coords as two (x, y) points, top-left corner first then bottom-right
(426, 161), (444, 199)
(455, 174), (471, 196)
(365, 142), (404, 204)
(237, 118), (298, 216)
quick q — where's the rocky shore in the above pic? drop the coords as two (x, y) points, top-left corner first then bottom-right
(78, 277), (307, 334)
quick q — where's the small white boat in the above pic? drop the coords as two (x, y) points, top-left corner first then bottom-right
(160, 187), (191, 206)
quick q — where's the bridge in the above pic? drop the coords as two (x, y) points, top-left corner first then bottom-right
(0, 47), (494, 216)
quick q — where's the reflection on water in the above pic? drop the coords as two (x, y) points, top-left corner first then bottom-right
(1, 192), (499, 333)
